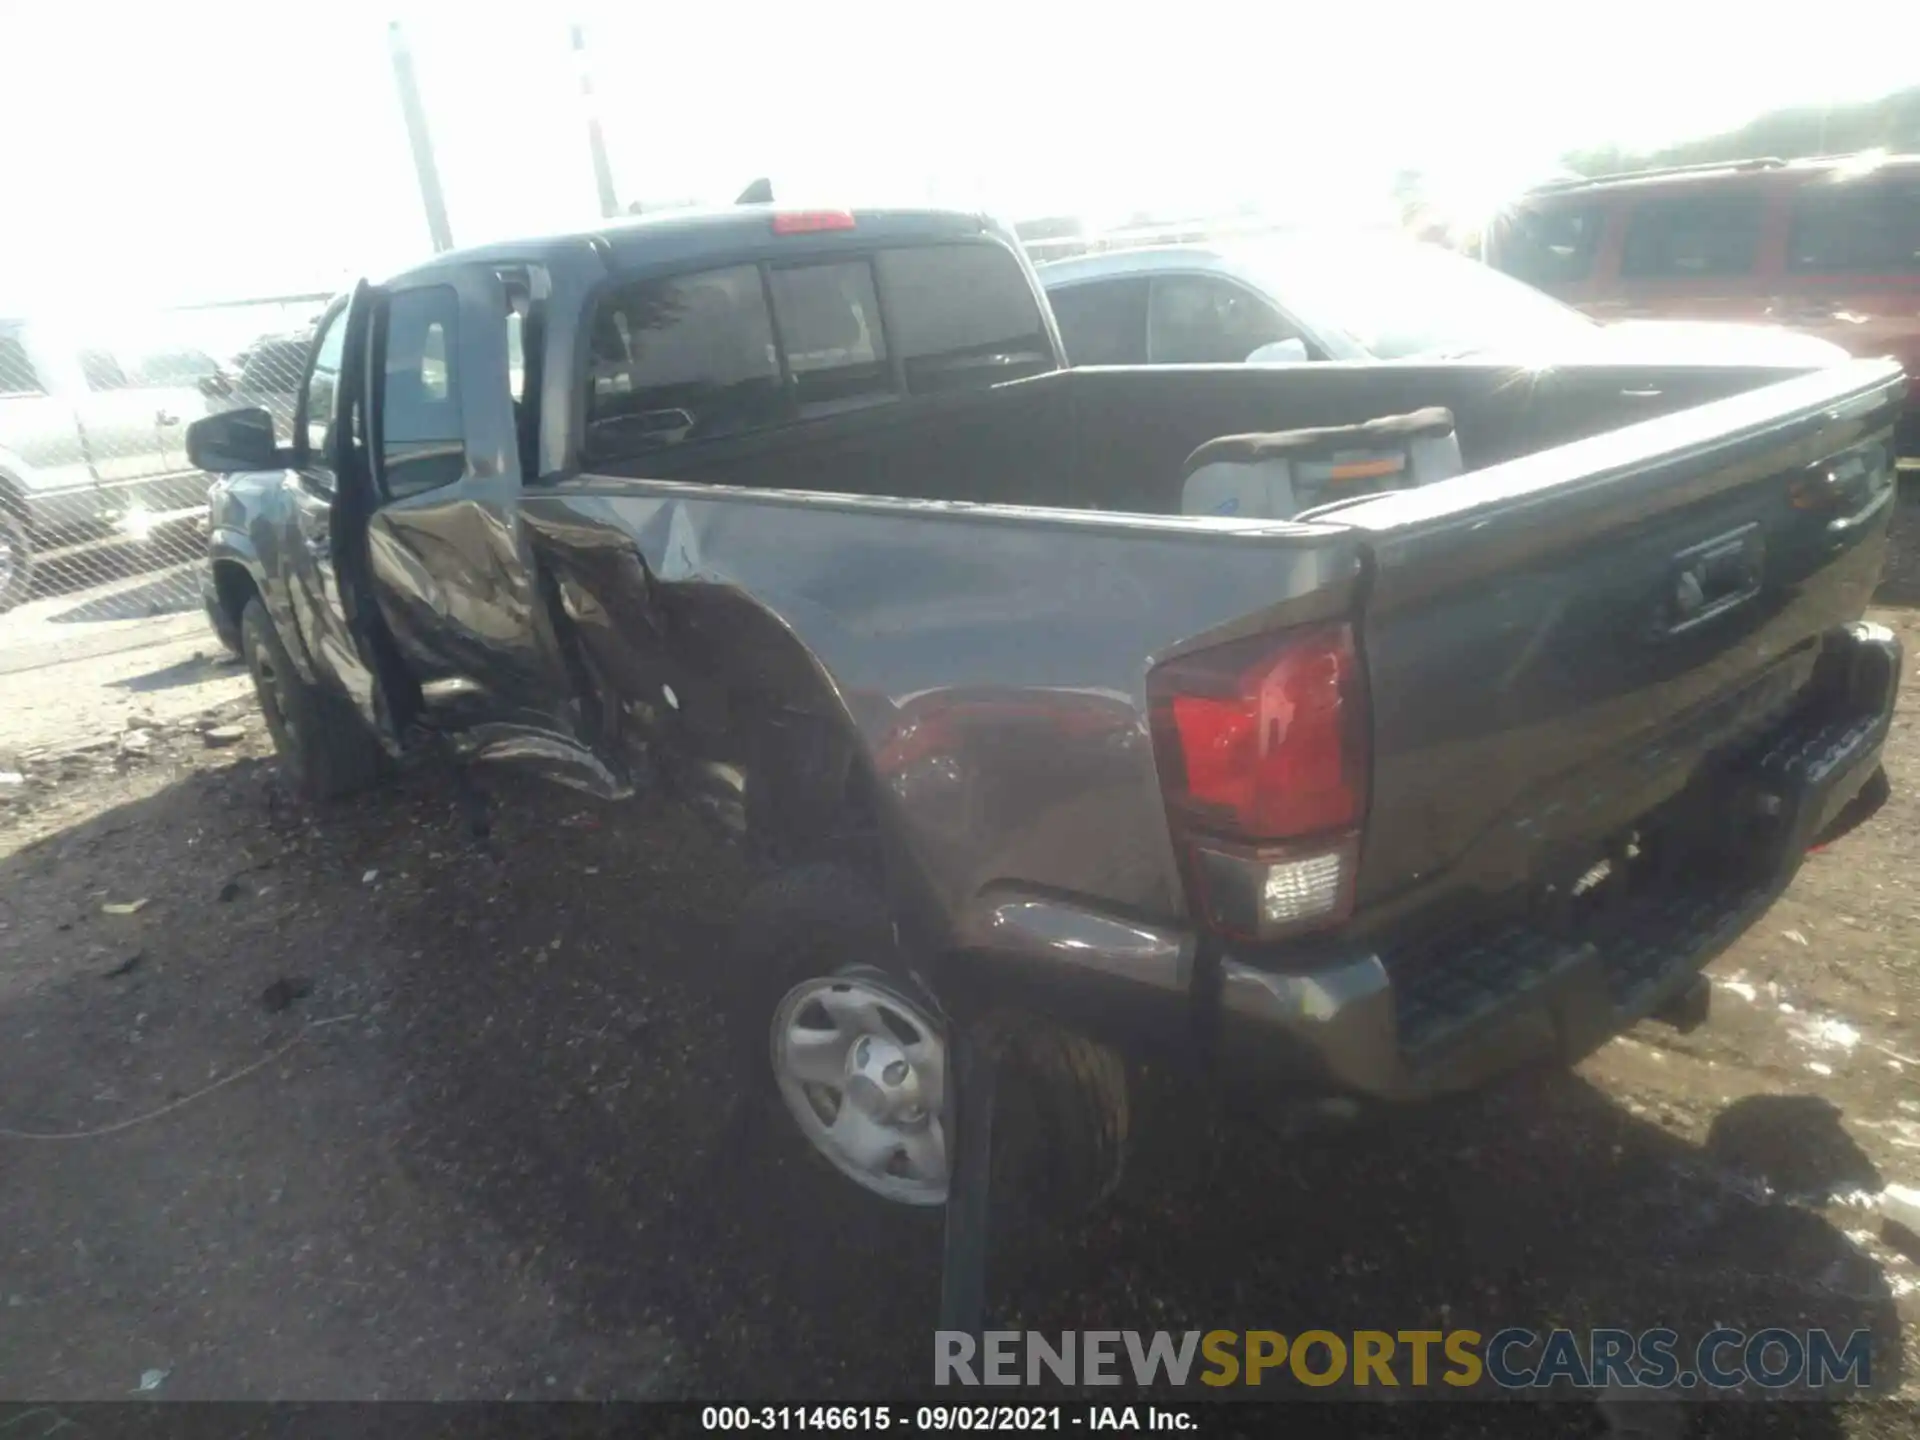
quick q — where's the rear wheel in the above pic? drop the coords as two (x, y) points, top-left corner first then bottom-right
(733, 865), (1129, 1216)
(0, 506), (33, 613)
(239, 598), (385, 800)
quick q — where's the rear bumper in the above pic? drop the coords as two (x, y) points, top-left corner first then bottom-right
(1214, 620), (1901, 1101)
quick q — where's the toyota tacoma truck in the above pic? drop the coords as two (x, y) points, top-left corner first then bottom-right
(188, 204), (1904, 1212)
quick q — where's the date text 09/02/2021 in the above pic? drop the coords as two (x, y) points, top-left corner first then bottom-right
(701, 1408), (1192, 1432)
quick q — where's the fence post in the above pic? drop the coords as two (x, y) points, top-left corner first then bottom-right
(387, 20), (455, 254)
(571, 23), (622, 219)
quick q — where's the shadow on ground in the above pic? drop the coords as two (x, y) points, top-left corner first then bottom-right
(0, 752), (1906, 1428)
(43, 564), (201, 625)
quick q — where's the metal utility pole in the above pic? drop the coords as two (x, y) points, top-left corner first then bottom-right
(572, 23), (622, 218)
(388, 20), (455, 253)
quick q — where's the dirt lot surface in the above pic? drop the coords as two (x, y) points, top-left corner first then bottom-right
(3, 500), (1920, 1435)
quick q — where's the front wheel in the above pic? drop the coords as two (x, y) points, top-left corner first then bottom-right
(239, 598), (386, 800)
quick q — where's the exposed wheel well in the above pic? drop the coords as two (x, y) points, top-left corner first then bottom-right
(211, 558), (261, 628)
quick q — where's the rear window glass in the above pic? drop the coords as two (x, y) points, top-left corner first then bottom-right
(1492, 202), (1604, 286)
(768, 260), (894, 416)
(1788, 180), (1920, 274)
(586, 264), (782, 454)
(1621, 193), (1763, 280)
(873, 243), (1052, 394)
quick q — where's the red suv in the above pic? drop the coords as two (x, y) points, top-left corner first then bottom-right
(1485, 153), (1920, 464)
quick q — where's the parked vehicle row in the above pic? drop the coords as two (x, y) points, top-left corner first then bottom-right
(188, 200), (1902, 1214)
(1485, 152), (1920, 461)
(1039, 231), (1851, 370)
(0, 320), (224, 609)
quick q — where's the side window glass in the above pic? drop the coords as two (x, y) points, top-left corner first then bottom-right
(1492, 203), (1604, 286)
(1149, 276), (1295, 364)
(0, 335), (42, 396)
(79, 350), (129, 391)
(302, 313), (347, 464)
(123, 349), (220, 388)
(1621, 194), (1763, 279)
(1048, 279), (1148, 365)
(506, 310), (525, 404)
(874, 243), (1052, 394)
(585, 263), (781, 457)
(1788, 182), (1920, 274)
(381, 286), (466, 498)
(768, 260), (894, 416)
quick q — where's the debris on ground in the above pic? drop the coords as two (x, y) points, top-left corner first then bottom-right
(101, 898), (150, 916)
(101, 951), (145, 979)
(202, 726), (246, 748)
(217, 880), (242, 903)
(260, 976), (313, 1014)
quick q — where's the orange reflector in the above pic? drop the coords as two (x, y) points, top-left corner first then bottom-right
(1326, 456), (1406, 482)
(771, 210), (857, 235)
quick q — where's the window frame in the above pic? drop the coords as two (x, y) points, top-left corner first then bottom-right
(1619, 190), (1766, 282)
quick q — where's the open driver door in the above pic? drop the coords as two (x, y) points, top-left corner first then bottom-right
(331, 262), (629, 798)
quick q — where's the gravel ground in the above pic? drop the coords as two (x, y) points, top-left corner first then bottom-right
(1, 497), (1918, 1434)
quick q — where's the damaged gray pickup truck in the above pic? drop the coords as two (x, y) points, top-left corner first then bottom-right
(188, 205), (1904, 1216)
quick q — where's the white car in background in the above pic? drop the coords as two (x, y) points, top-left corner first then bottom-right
(1038, 233), (1852, 369)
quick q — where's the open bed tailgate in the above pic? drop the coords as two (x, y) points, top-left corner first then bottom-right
(1332, 359), (1906, 926)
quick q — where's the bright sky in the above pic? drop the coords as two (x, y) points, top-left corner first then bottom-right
(1, 0), (1915, 316)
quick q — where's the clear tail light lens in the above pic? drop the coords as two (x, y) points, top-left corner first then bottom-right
(1148, 622), (1369, 940)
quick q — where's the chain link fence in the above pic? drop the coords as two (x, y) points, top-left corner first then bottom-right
(0, 299), (327, 634)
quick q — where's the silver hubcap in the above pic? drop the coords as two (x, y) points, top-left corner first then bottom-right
(770, 972), (948, 1205)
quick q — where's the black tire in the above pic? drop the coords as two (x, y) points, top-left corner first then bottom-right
(239, 598), (386, 800)
(729, 864), (1128, 1217)
(0, 505), (33, 614)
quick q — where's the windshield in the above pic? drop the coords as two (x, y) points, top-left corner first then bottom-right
(1234, 236), (1597, 359)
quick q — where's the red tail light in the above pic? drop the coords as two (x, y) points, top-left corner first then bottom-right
(1150, 623), (1365, 839)
(1148, 623), (1369, 939)
(771, 210), (857, 235)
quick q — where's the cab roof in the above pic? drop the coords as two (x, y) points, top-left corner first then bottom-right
(386, 205), (1009, 286)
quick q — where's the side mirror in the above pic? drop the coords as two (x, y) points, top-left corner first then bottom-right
(1247, 337), (1311, 364)
(186, 407), (278, 473)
